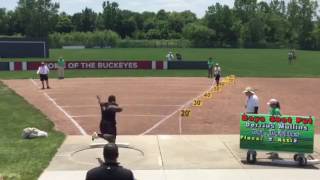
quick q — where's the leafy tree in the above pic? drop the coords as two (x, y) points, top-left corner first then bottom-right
(183, 23), (215, 47)
(234, 0), (257, 23)
(55, 13), (73, 33)
(205, 3), (239, 46)
(15, 0), (59, 37)
(0, 8), (10, 35)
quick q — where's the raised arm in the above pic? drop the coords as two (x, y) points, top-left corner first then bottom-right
(97, 96), (106, 111)
(107, 104), (123, 112)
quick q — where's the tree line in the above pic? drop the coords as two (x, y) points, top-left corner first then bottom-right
(0, 0), (320, 49)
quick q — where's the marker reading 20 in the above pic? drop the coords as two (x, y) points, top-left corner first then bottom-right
(180, 109), (191, 117)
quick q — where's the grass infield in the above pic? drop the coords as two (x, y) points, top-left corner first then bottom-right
(0, 82), (65, 180)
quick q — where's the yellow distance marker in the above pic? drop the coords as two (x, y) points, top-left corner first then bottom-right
(192, 99), (203, 107)
(180, 109), (191, 117)
(212, 86), (219, 93)
(203, 92), (213, 99)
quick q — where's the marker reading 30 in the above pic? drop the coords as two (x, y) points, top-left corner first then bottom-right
(192, 99), (203, 107)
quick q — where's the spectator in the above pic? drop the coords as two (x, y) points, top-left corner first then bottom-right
(267, 98), (281, 116)
(292, 49), (297, 61)
(86, 143), (134, 180)
(176, 53), (182, 61)
(243, 87), (259, 114)
(288, 50), (293, 64)
(57, 57), (65, 79)
(207, 57), (214, 78)
(266, 98), (281, 159)
(36, 62), (50, 89)
(166, 51), (174, 61)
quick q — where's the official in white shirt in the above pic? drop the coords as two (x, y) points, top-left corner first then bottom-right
(243, 87), (259, 114)
(214, 63), (221, 85)
(37, 62), (50, 89)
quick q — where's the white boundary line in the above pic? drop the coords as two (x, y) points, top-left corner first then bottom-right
(43, 92), (87, 135)
(140, 82), (215, 135)
(71, 114), (167, 118)
(61, 104), (183, 108)
(29, 78), (87, 135)
(30, 78), (40, 88)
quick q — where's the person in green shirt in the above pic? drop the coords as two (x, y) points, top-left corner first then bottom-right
(267, 99), (281, 116)
(207, 57), (214, 78)
(57, 57), (65, 79)
(267, 98), (281, 159)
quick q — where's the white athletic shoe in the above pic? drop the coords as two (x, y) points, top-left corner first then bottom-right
(92, 132), (98, 141)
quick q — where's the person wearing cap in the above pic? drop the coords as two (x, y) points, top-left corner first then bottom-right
(214, 63), (221, 85)
(86, 143), (134, 180)
(56, 57), (65, 79)
(207, 57), (214, 78)
(267, 98), (281, 116)
(92, 95), (123, 143)
(243, 87), (259, 114)
(266, 99), (282, 159)
(36, 62), (50, 89)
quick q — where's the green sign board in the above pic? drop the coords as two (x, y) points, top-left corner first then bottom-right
(240, 113), (315, 153)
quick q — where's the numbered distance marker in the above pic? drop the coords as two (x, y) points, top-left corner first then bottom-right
(180, 109), (191, 117)
(192, 99), (203, 107)
(203, 92), (213, 98)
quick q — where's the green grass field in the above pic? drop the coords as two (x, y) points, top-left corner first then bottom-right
(0, 82), (65, 180)
(1, 48), (320, 78)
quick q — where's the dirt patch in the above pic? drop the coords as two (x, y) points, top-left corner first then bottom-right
(2, 77), (320, 135)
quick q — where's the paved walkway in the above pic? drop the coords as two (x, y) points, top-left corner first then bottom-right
(39, 135), (320, 180)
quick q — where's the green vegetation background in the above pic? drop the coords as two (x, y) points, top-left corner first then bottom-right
(1, 48), (320, 79)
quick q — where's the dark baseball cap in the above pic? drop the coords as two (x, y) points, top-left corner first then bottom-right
(103, 143), (119, 160)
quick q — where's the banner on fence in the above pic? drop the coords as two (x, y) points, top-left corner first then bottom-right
(27, 61), (154, 70)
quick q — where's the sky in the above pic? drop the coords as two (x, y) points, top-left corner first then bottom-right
(0, 0), (317, 18)
(1, 0), (235, 17)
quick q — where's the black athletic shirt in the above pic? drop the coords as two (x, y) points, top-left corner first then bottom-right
(101, 103), (118, 124)
(86, 162), (134, 180)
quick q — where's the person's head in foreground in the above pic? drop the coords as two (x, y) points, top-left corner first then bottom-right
(108, 95), (116, 103)
(267, 98), (280, 109)
(103, 143), (119, 163)
(41, 62), (45, 66)
(85, 143), (134, 180)
(243, 87), (255, 97)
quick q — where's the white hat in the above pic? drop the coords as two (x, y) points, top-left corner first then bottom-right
(243, 87), (255, 94)
(267, 99), (278, 105)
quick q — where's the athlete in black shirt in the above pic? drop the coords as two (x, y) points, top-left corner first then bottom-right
(92, 95), (122, 143)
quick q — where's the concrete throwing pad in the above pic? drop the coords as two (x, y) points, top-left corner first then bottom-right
(40, 135), (320, 180)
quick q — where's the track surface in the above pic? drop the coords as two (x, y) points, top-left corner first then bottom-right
(3, 77), (320, 135)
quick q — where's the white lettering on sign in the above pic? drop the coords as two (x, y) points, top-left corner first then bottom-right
(80, 62), (96, 69)
(47, 63), (56, 69)
(96, 62), (139, 69)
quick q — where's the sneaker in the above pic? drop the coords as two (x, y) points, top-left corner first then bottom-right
(47, 86), (50, 89)
(92, 132), (98, 141)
